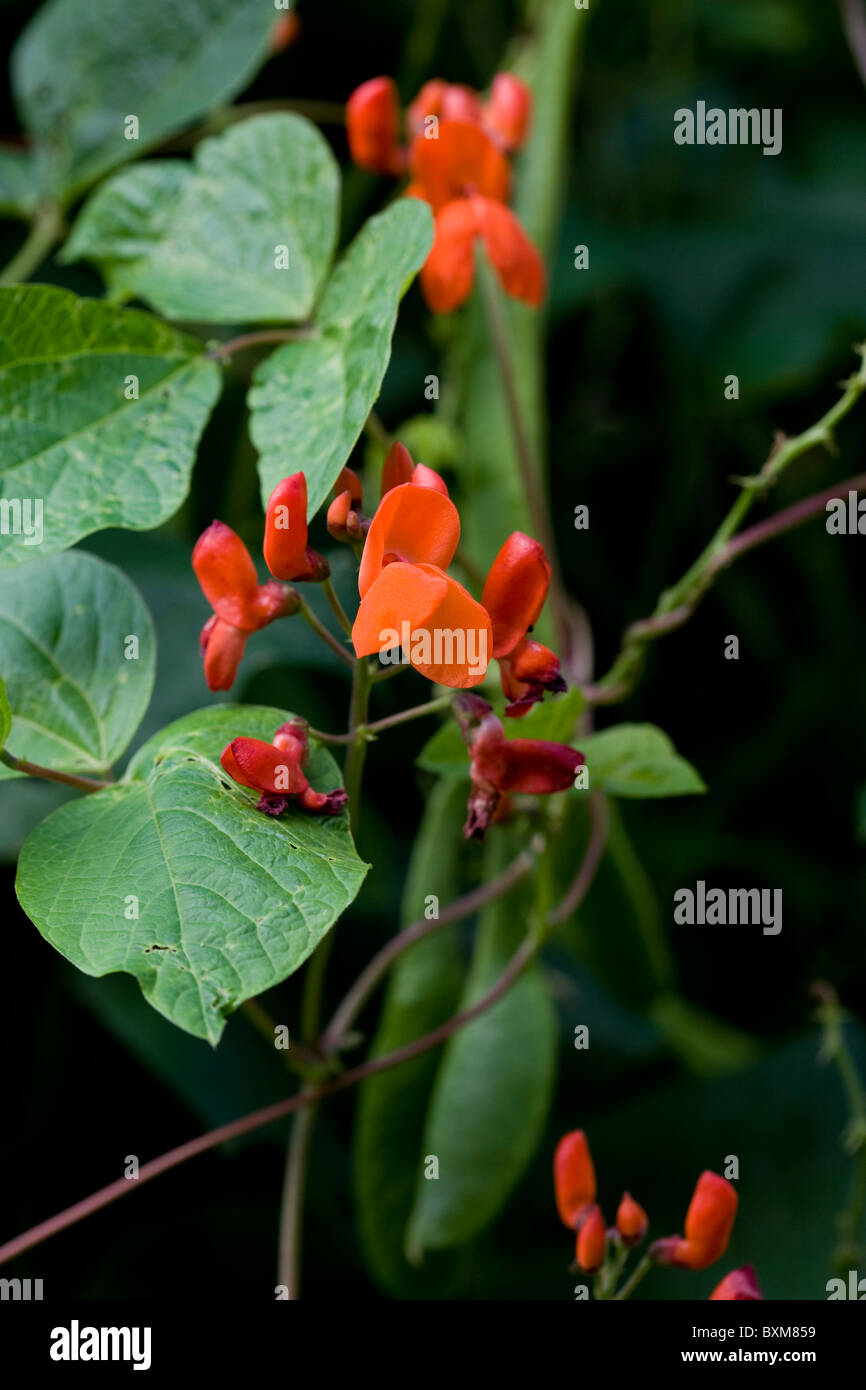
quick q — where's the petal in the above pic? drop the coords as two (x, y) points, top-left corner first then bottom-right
(346, 76), (404, 175)
(576, 1205), (607, 1273)
(223, 738), (309, 795)
(482, 531), (551, 656)
(264, 473), (309, 580)
(202, 619), (249, 691)
(192, 521), (261, 629)
(494, 737), (583, 794)
(483, 73), (532, 151)
(440, 84), (484, 126)
(554, 1130), (597, 1229)
(709, 1266), (763, 1301)
(352, 562), (447, 657)
(403, 562), (492, 687)
(420, 199), (478, 314)
(472, 196), (546, 306)
(412, 462), (449, 495)
(408, 121), (510, 213)
(335, 466), (363, 503)
(381, 440), (415, 496)
(358, 482), (460, 597)
(406, 79), (449, 138)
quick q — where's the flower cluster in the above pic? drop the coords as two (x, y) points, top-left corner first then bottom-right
(346, 73), (544, 313)
(554, 1129), (761, 1299)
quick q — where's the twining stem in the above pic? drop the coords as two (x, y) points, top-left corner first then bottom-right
(308, 693), (452, 745)
(0, 798), (608, 1271)
(277, 1100), (317, 1298)
(321, 577), (353, 637)
(296, 596), (355, 668)
(813, 983), (866, 1273)
(206, 327), (317, 361)
(614, 1253), (653, 1301)
(239, 1000), (322, 1083)
(0, 203), (63, 285)
(595, 348), (866, 701)
(547, 792), (608, 925)
(0, 748), (112, 793)
(342, 657), (372, 834)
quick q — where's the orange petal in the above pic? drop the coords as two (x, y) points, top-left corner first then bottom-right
(440, 84), (484, 126)
(482, 531), (551, 657)
(419, 198), (479, 314)
(202, 619), (249, 692)
(193, 521), (261, 629)
(346, 76), (404, 176)
(409, 121), (510, 213)
(381, 440), (415, 496)
(554, 1130), (597, 1229)
(352, 562), (447, 657)
(483, 73), (532, 152)
(264, 473), (309, 581)
(412, 462), (449, 495)
(406, 79), (449, 138)
(358, 482), (460, 597)
(403, 562), (492, 687)
(472, 195), (546, 306)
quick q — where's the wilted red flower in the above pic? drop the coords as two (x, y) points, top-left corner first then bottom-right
(482, 532), (566, 716)
(616, 1192), (649, 1247)
(457, 695), (583, 838)
(264, 473), (328, 582)
(554, 1129), (597, 1229)
(709, 1266), (763, 1301)
(576, 1205), (607, 1273)
(650, 1172), (738, 1271)
(193, 521), (296, 691)
(345, 76), (404, 176)
(221, 720), (348, 818)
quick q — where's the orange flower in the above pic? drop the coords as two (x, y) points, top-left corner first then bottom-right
(709, 1266), (763, 1301)
(221, 720), (348, 818)
(408, 121), (510, 214)
(346, 76), (404, 175)
(193, 521), (296, 691)
(353, 561), (491, 687)
(483, 73), (532, 152)
(616, 1192), (649, 1247)
(576, 1205), (607, 1273)
(407, 79), (484, 136)
(650, 1171), (738, 1271)
(358, 480), (460, 598)
(482, 533), (566, 716)
(264, 474), (328, 582)
(554, 1130), (597, 1229)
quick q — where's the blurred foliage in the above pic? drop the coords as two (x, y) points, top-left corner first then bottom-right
(2, 0), (866, 1300)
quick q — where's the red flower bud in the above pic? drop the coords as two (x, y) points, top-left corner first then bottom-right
(616, 1192), (649, 1247)
(483, 73), (532, 152)
(650, 1171), (738, 1271)
(264, 474), (308, 580)
(554, 1129), (597, 1229)
(709, 1266), (763, 1301)
(346, 77), (404, 176)
(327, 490), (354, 542)
(412, 462), (449, 495)
(381, 440), (416, 496)
(576, 1205), (607, 1273)
(335, 466), (363, 504)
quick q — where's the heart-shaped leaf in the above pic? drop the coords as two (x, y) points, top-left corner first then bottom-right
(250, 197), (434, 518)
(581, 723), (706, 798)
(0, 550), (155, 778)
(16, 705), (368, 1044)
(0, 285), (221, 566)
(12, 0), (281, 201)
(63, 115), (340, 324)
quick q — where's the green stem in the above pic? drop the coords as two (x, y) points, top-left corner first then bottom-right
(296, 597), (355, 668)
(321, 577), (353, 637)
(0, 747), (112, 793)
(813, 983), (866, 1273)
(239, 1000), (323, 1083)
(0, 204), (63, 285)
(343, 657), (372, 835)
(614, 1253), (653, 1301)
(308, 694), (452, 745)
(206, 327), (316, 361)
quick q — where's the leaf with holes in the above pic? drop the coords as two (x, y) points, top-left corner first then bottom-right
(250, 197), (434, 518)
(12, 0), (281, 201)
(62, 115), (340, 324)
(16, 705), (368, 1044)
(0, 551), (155, 780)
(0, 285), (221, 566)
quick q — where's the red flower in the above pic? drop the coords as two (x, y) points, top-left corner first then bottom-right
(554, 1129), (597, 1229)
(380, 440), (448, 497)
(346, 76), (404, 176)
(457, 695), (583, 838)
(264, 473), (328, 582)
(709, 1266), (763, 1301)
(616, 1192), (649, 1247)
(650, 1171), (738, 1271)
(483, 73), (532, 152)
(575, 1205), (607, 1273)
(193, 521), (296, 691)
(221, 720), (348, 818)
(407, 79), (484, 136)
(482, 532), (566, 716)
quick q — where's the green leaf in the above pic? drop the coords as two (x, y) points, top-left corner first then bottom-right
(16, 705), (368, 1044)
(354, 778), (468, 1297)
(405, 833), (557, 1252)
(63, 115), (340, 324)
(0, 285), (221, 566)
(416, 687), (586, 777)
(0, 674), (11, 749)
(582, 723), (707, 798)
(0, 551), (155, 778)
(12, 0), (281, 201)
(250, 198), (434, 518)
